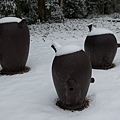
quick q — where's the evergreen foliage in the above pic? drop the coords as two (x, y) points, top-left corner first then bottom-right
(0, 0), (120, 23)
(23, 0), (38, 24)
(0, 0), (38, 24)
(14, 0), (38, 24)
(87, 0), (115, 15)
(45, 0), (64, 23)
(63, 0), (89, 18)
(0, 0), (16, 17)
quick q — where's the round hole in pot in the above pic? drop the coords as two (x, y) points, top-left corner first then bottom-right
(69, 88), (73, 91)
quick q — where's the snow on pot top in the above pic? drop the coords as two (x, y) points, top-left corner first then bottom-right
(0, 17), (22, 24)
(87, 24), (113, 36)
(52, 42), (81, 56)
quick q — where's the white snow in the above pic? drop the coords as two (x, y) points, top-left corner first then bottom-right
(56, 45), (81, 56)
(0, 17), (22, 24)
(88, 27), (113, 36)
(0, 16), (120, 120)
(52, 42), (81, 56)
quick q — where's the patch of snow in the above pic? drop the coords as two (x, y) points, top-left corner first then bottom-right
(54, 44), (81, 56)
(0, 17), (22, 24)
(88, 23), (92, 26)
(0, 16), (120, 120)
(88, 27), (113, 36)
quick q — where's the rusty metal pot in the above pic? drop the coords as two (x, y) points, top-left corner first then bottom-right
(51, 42), (94, 110)
(0, 17), (30, 75)
(84, 24), (118, 69)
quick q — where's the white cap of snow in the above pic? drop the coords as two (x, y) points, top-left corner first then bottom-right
(88, 27), (113, 36)
(56, 45), (81, 56)
(52, 42), (81, 56)
(0, 17), (22, 24)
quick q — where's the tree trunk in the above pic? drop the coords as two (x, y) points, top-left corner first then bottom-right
(14, 0), (21, 18)
(38, 0), (46, 22)
(59, 0), (63, 7)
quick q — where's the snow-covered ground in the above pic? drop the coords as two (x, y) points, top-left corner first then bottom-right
(0, 16), (120, 120)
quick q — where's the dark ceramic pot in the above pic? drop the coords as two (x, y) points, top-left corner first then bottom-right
(51, 42), (94, 110)
(84, 24), (118, 69)
(0, 17), (30, 74)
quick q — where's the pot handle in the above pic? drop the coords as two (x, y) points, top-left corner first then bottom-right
(18, 19), (26, 28)
(88, 24), (92, 32)
(117, 43), (120, 48)
(91, 78), (95, 83)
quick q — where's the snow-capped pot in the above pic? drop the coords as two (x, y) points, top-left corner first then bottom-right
(51, 42), (94, 111)
(0, 17), (30, 75)
(84, 23), (118, 69)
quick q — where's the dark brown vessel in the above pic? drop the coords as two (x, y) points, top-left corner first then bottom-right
(84, 24), (118, 69)
(0, 17), (30, 75)
(51, 43), (94, 110)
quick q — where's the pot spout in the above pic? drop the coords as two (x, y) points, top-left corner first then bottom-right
(51, 42), (61, 53)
